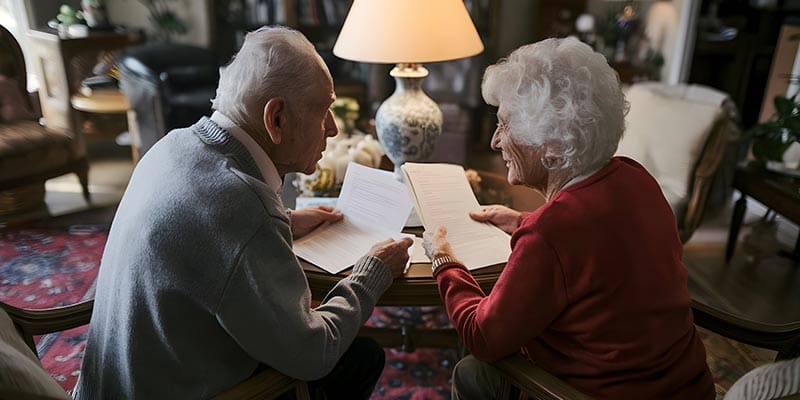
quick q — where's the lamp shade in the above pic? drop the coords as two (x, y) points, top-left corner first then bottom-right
(333, 0), (484, 64)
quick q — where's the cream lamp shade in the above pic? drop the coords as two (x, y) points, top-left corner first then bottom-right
(333, 0), (484, 64)
(333, 0), (484, 178)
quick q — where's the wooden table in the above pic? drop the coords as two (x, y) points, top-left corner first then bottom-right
(725, 163), (800, 262)
(300, 170), (545, 350)
(70, 89), (140, 162)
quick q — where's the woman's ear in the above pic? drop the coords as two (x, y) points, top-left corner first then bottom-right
(264, 97), (286, 145)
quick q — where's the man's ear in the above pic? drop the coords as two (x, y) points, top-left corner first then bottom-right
(263, 97), (286, 145)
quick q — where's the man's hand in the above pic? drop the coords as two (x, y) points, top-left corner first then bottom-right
(469, 205), (521, 234)
(422, 226), (454, 260)
(290, 206), (343, 239)
(368, 237), (413, 278)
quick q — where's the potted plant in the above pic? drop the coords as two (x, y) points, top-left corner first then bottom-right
(746, 93), (800, 168)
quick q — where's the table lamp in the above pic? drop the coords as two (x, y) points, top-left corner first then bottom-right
(333, 0), (484, 177)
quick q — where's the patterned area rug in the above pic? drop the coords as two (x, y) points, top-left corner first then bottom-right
(0, 223), (107, 393)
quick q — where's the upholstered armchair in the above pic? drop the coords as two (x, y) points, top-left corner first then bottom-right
(0, 299), (310, 399)
(0, 25), (89, 215)
(616, 82), (739, 243)
(118, 43), (219, 158)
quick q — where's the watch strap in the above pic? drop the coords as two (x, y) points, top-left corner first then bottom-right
(432, 255), (460, 275)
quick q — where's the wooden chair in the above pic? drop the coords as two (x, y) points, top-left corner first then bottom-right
(0, 300), (310, 399)
(691, 300), (800, 361)
(617, 82), (740, 243)
(0, 25), (89, 214)
(491, 354), (592, 400)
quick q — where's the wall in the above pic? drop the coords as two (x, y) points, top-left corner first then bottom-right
(106, 0), (211, 47)
(496, 0), (539, 57)
(26, 0), (80, 29)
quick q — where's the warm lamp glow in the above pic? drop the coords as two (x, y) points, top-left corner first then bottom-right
(333, 0), (484, 64)
(333, 0), (484, 178)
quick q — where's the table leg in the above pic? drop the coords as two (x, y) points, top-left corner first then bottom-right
(725, 193), (748, 263)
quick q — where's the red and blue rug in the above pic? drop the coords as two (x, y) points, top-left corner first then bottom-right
(0, 218), (456, 399)
(0, 223), (107, 392)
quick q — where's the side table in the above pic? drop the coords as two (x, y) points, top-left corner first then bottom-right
(725, 164), (800, 262)
(70, 89), (140, 163)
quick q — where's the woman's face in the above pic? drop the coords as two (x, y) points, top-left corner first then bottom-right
(490, 109), (548, 190)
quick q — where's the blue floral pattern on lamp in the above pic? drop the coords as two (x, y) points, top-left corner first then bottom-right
(376, 75), (442, 178)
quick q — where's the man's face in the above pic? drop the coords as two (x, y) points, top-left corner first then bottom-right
(275, 69), (338, 175)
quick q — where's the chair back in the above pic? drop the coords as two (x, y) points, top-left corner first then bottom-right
(118, 43), (219, 157)
(616, 82), (739, 242)
(0, 24), (35, 114)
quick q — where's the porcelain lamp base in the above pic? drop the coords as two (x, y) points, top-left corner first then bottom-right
(376, 64), (443, 179)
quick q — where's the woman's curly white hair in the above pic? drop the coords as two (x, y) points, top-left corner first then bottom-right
(482, 37), (629, 174)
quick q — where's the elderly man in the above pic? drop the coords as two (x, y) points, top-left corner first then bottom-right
(424, 38), (714, 399)
(74, 27), (412, 399)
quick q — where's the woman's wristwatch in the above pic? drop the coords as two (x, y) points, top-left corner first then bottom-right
(432, 255), (459, 276)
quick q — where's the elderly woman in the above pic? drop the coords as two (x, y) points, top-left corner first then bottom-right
(424, 38), (714, 399)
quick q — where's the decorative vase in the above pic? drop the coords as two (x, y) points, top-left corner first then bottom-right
(81, 1), (110, 29)
(376, 74), (442, 178)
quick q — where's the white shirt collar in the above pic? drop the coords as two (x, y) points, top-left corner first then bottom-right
(210, 111), (282, 194)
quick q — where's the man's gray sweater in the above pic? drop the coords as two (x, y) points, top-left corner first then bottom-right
(74, 118), (392, 399)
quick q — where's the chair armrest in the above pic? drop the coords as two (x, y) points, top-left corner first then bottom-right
(0, 300), (93, 336)
(491, 354), (592, 400)
(691, 299), (800, 358)
(0, 299), (93, 355)
(212, 367), (310, 400)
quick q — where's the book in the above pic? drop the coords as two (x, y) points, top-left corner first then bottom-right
(293, 162), (416, 274)
(401, 163), (511, 270)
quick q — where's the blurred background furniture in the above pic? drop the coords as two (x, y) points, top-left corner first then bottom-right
(0, 24), (89, 216)
(69, 88), (137, 161)
(616, 82), (740, 243)
(725, 164), (800, 262)
(118, 43), (219, 158)
(26, 28), (142, 155)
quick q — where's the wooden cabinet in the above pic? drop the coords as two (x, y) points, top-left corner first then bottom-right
(26, 29), (142, 152)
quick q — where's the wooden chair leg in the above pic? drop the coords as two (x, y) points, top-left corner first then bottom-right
(75, 160), (91, 204)
(294, 382), (311, 400)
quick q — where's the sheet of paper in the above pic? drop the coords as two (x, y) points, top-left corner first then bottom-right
(411, 237), (431, 264)
(402, 163), (511, 270)
(295, 196), (338, 209)
(293, 162), (414, 274)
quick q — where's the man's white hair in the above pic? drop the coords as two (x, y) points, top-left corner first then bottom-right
(482, 37), (628, 174)
(211, 26), (329, 138)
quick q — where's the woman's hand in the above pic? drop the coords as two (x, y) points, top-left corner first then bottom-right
(469, 205), (521, 234)
(423, 226), (454, 260)
(289, 206), (343, 239)
(368, 237), (414, 278)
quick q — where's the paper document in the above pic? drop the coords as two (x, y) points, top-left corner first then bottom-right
(293, 162), (414, 274)
(401, 163), (511, 270)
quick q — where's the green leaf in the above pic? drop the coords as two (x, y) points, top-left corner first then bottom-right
(774, 96), (796, 118)
(752, 137), (792, 162)
(785, 116), (800, 139)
